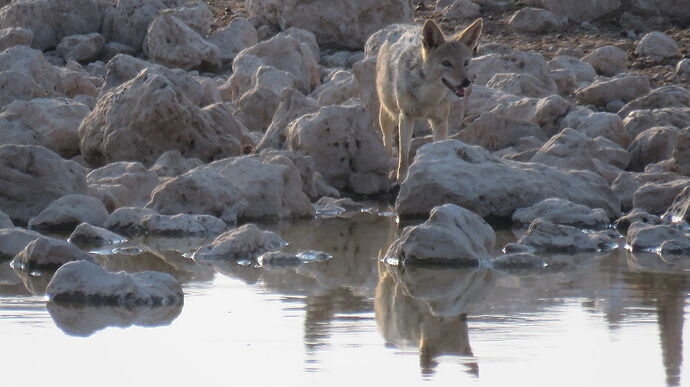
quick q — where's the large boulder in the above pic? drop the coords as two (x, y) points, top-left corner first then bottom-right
(455, 112), (546, 152)
(0, 45), (98, 104)
(207, 18), (257, 64)
(576, 74), (651, 107)
(623, 108), (690, 139)
(0, 98), (90, 157)
(101, 0), (186, 52)
(560, 108), (631, 147)
(628, 126), (678, 172)
(509, 7), (563, 33)
(147, 153), (315, 221)
(0, 145), (87, 224)
(46, 260), (184, 306)
(232, 30), (321, 94)
(384, 204), (495, 266)
(79, 69), (247, 167)
(618, 86), (690, 119)
(143, 13), (221, 71)
(87, 161), (161, 211)
(56, 33), (105, 62)
(287, 102), (389, 194)
(581, 46), (627, 77)
(0, 27), (33, 51)
(396, 140), (620, 218)
(12, 237), (93, 270)
(28, 194), (109, 231)
(636, 31), (679, 59)
(0, 0), (111, 50)
(247, 0), (413, 50)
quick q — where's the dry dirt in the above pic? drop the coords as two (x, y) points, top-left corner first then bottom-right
(203, 0), (689, 89)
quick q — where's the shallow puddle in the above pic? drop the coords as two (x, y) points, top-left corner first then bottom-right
(1, 212), (689, 386)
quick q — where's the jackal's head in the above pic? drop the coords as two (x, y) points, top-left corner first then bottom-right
(421, 18), (483, 99)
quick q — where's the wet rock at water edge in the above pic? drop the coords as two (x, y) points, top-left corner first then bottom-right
(385, 204), (495, 266)
(12, 237), (94, 270)
(517, 220), (599, 253)
(626, 222), (690, 253)
(46, 260), (184, 306)
(664, 187), (690, 223)
(68, 223), (127, 248)
(491, 253), (547, 271)
(396, 140), (620, 219)
(192, 224), (286, 262)
(615, 209), (662, 231)
(512, 198), (610, 229)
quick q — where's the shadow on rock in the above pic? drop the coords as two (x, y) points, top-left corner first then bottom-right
(47, 301), (182, 337)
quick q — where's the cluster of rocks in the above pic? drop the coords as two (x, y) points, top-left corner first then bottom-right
(0, 0), (688, 302)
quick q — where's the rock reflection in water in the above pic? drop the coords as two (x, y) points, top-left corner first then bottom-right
(47, 301), (183, 337)
(375, 262), (493, 375)
(12, 265), (53, 295)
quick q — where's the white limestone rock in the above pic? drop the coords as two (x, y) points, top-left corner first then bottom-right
(517, 220), (598, 252)
(623, 108), (690, 140)
(581, 46), (627, 76)
(68, 223), (127, 247)
(147, 153), (315, 221)
(0, 0), (111, 50)
(0, 27), (32, 51)
(287, 102), (389, 194)
(486, 72), (556, 98)
(46, 260), (184, 306)
(618, 86), (690, 119)
(192, 223), (286, 261)
(247, 0), (413, 49)
(79, 69), (246, 167)
(396, 140), (620, 218)
(385, 204), (496, 265)
(560, 108), (631, 147)
(102, 0), (187, 52)
(87, 161), (160, 211)
(576, 74), (651, 107)
(626, 222), (690, 252)
(628, 126), (678, 172)
(233, 30), (321, 94)
(509, 7), (562, 33)
(149, 150), (204, 178)
(636, 31), (679, 59)
(513, 198), (610, 228)
(207, 18), (258, 64)
(140, 213), (227, 236)
(548, 55), (597, 83)
(143, 13), (221, 72)
(0, 145), (87, 224)
(12, 237), (93, 270)
(56, 33), (105, 62)
(28, 194), (109, 231)
(0, 97), (90, 157)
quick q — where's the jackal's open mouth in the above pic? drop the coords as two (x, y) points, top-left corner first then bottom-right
(442, 78), (466, 99)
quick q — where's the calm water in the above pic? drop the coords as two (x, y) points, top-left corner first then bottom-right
(1, 211), (690, 387)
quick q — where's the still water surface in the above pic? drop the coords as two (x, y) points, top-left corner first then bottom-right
(1, 212), (689, 387)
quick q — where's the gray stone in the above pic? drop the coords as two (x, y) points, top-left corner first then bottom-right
(509, 7), (562, 33)
(512, 198), (609, 228)
(12, 237), (93, 270)
(517, 220), (598, 252)
(192, 223), (285, 261)
(56, 33), (105, 62)
(385, 204), (495, 265)
(581, 46), (627, 76)
(633, 178), (690, 215)
(0, 27), (32, 51)
(636, 31), (679, 59)
(68, 223), (127, 247)
(28, 194), (109, 231)
(628, 126), (678, 172)
(576, 74), (651, 106)
(46, 260), (183, 306)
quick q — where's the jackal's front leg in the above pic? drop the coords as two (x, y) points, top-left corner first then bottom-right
(396, 113), (414, 181)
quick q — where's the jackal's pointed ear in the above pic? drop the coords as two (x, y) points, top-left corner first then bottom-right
(456, 18), (483, 50)
(422, 19), (445, 50)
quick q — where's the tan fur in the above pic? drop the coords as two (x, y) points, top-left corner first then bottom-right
(376, 18), (483, 180)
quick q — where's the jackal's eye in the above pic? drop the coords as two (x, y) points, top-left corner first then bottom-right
(441, 60), (453, 67)
(464, 60), (470, 67)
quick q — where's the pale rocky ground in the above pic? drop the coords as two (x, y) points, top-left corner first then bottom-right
(0, 0), (688, 300)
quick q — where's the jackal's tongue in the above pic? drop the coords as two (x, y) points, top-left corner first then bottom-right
(442, 78), (465, 99)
